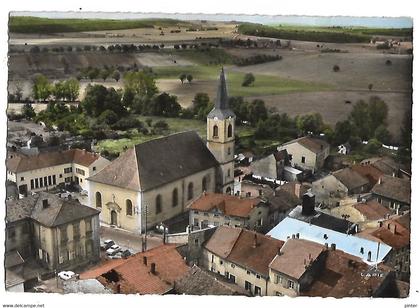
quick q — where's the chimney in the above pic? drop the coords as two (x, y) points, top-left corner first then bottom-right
(116, 284), (121, 294)
(143, 256), (147, 265)
(378, 177), (382, 185)
(292, 234), (295, 239)
(253, 233), (258, 248)
(391, 224), (397, 234)
(296, 233), (300, 239)
(301, 192), (315, 216)
(294, 183), (301, 198)
(331, 243), (336, 251)
(42, 199), (49, 209)
(150, 263), (156, 275)
(325, 243), (329, 249)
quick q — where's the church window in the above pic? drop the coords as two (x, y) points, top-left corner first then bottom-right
(96, 192), (102, 208)
(227, 124), (233, 138)
(156, 195), (162, 214)
(172, 188), (178, 207)
(188, 182), (194, 200)
(126, 199), (133, 216)
(213, 125), (219, 138)
(202, 176), (208, 192)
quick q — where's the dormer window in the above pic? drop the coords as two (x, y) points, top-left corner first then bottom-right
(42, 199), (49, 209)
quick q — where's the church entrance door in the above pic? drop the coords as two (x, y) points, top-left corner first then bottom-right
(111, 210), (118, 226)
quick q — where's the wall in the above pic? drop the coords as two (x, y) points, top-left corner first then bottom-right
(312, 174), (348, 206)
(278, 143), (317, 172)
(201, 248), (268, 296)
(5, 220), (33, 258)
(88, 181), (142, 233)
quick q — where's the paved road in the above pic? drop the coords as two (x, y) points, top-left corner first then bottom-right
(100, 225), (163, 253)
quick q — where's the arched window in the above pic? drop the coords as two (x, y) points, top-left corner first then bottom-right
(188, 182), (194, 200)
(95, 192), (102, 208)
(202, 176), (208, 192)
(156, 194), (162, 214)
(172, 188), (178, 207)
(126, 199), (133, 216)
(213, 125), (219, 138)
(227, 124), (233, 138)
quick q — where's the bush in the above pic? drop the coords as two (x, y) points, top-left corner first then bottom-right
(242, 73), (255, 87)
(98, 110), (119, 125)
(333, 65), (340, 72)
(112, 117), (144, 130)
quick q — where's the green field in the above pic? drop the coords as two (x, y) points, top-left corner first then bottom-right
(96, 115), (255, 154)
(9, 16), (192, 33)
(153, 65), (333, 96)
(238, 23), (412, 43)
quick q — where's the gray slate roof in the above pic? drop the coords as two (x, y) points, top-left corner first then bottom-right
(208, 68), (236, 119)
(88, 131), (219, 191)
(332, 168), (370, 191)
(372, 175), (411, 204)
(6, 192), (100, 227)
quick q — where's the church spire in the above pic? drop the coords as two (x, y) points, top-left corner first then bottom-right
(207, 67), (235, 119)
(215, 67), (229, 110)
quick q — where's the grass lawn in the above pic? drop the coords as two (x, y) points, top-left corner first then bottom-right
(95, 115), (256, 154)
(153, 65), (333, 96)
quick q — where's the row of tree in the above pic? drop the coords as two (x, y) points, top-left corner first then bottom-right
(32, 75), (80, 102)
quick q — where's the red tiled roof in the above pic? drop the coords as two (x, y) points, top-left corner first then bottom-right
(6, 149), (101, 173)
(269, 239), (325, 280)
(80, 244), (189, 295)
(205, 226), (284, 277)
(190, 193), (261, 218)
(352, 199), (392, 220)
(302, 249), (391, 298)
(351, 164), (384, 187)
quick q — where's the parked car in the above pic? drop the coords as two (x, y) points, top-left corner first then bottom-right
(120, 249), (132, 258)
(106, 245), (121, 256)
(58, 271), (76, 281)
(101, 239), (115, 251)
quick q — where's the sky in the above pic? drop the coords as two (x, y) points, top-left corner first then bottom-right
(10, 11), (413, 28)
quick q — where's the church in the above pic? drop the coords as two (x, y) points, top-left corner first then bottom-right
(87, 68), (236, 233)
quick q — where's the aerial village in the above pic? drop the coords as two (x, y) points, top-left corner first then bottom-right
(5, 14), (412, 298)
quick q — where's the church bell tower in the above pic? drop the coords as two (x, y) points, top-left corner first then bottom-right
(207, 68), (235, 194)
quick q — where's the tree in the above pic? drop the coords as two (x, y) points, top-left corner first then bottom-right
(334, 120), (354, 145)
(374, 125), (391, 144)
(100, 69), (110, 81)
(98, 110), (119, 125)
(21, 103), (35, 119)
(64, 78), (80, 101)
(365, 138), (382, 154)
(123, 71), (158, 99)
(88, 68), (100, 81)
(242, 73), (255, 87)
(32, 74), (52, 102)
(186, 74), (193, 84)
(179, 73), (187, 84)
(367, 96), (388, 137)
(14, 83), (23, 102)
(82, 84), (126, 117)
(112, 70), (121, 82)
(53, 81), (66, 101)
(333, 64), (340, 72)
(148, 92), (181, 117)
(296, 113), (324, 135)
(349, 100), (370, 140)
(192, 93), (210, 114)
(247, 99), (267, 124)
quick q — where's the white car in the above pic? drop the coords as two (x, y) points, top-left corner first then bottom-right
(106, 245), (121, 256)
(58, 271), (76, 281)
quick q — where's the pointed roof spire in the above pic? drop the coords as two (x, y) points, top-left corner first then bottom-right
(207, 67), (235, 119)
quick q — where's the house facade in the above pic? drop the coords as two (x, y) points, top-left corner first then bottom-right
(6, 149), (110, 196)
(189, 192), (269, 231)
(6, 192), (101, 273)
(371, 175), (411, 213)
(277, 136), (329, 173)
